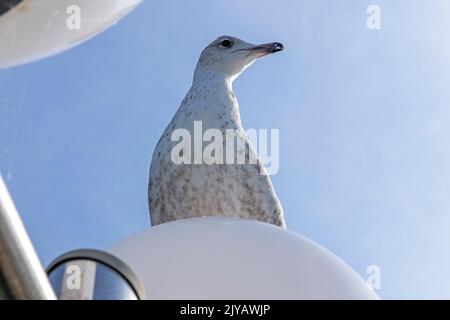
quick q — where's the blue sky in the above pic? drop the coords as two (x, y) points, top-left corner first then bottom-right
(2, 0), (450, 299)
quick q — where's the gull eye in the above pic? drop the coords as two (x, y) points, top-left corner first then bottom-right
(220, 39), (233, 48)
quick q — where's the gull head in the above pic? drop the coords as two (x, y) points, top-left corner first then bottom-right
(193, 35), (284, 83)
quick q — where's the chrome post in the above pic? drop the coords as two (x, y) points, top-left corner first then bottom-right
(0, 174), (56, 300)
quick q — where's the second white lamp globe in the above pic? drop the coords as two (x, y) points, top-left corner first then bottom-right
(0, 0), (142, 69)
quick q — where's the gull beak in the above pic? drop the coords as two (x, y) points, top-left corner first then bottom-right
(243, 42), (284, 57)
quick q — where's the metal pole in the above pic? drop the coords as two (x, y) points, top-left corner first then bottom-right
(0, 174), (56, 300)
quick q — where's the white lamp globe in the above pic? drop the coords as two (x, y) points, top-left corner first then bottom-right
(109, 217), (379, 300)
(0, 0), (141, 69)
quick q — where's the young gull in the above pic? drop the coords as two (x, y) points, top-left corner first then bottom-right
(148, 36), (286, 228)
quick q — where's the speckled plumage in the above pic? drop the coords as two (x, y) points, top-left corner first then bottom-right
(149, 36), (285, 228)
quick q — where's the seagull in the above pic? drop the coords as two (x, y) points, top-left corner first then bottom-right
(148, 36), (286, 228)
